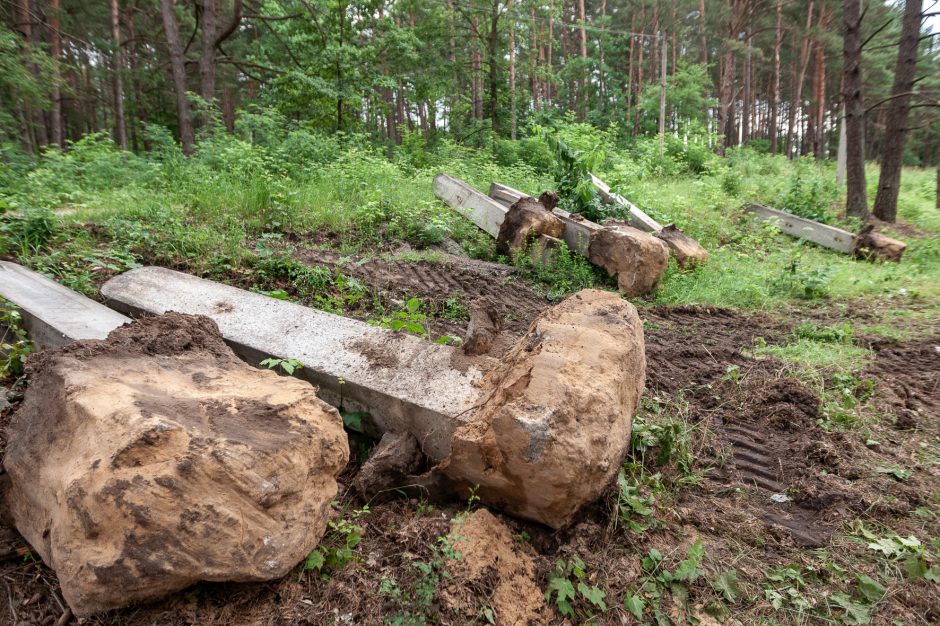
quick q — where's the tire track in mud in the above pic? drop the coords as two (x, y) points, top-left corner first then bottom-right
(298, 248), (550, 333)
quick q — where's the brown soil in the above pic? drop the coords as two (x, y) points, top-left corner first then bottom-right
(298, 248), (550, 336)
(1, 303), (938, 624)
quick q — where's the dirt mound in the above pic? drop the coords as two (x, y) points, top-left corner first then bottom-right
(3, 313), (349, 616)
(441, 289), (646, 528)
(866, 336), (940, 423)
(299, 249), (550, 334)
(446, 509), (550, 624)
(496, 196), (565, 256)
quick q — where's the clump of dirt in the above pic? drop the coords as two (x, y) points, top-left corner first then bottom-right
(299, 248), (550, 336)
(445, 509), (550, 624)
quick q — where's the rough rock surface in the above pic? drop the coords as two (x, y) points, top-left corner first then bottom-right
(3, 313), (349, 616)
(588, 221), (669, 296)
(446, 509), (550, 625)
(353, 431), (424, 499)
(496, 196), (566, 256)
(853, 223), (906, 262)
(655, 224), (709, 268)
(440, 289), (646, 528)
(462, 298), (503, 356)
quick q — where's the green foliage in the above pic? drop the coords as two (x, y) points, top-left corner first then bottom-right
(778, 163), (839, 224)
(371, 296), (461, 345)
(625, 542), (715, 624)
(259, 357), (304, 375)
(514, 239), (600, 300)
(0, 301), (33, 378)
(544, 557), (607, 619)
(380, 535), (455, 625)
(534, 124), (606, 220)
(303, 505), (369, 578)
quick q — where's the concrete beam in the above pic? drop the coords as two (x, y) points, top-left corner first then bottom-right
(0, 262), (129, 348)
(745, 204), (855, 254)
(102, 267), (494, 461)
(433, 173), (507, 237)
(590, 174), (663, 232)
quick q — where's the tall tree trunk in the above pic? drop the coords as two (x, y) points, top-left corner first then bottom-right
(872, 0), (923, 222)
(633, 5), (646, 136)
(547, 12), (554, 103)
(508, 0), (516, 139)
(486, 2), (500, 133)
(49, 0), (64, 148)
(159, 0), (195, 154)
(578, 0), (587, 120)
(125, 7), (150, 151)
(786, 2), (815, 158)
(810, 5), (830, 160)
(697, 0), (708, 66)
(843, 0), (868, 219)
(769, 0), (783, 154)
(110, 0), (128, 149)
(200, 0), (217, 102)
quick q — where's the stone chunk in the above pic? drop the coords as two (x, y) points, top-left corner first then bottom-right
(3, 313), (349, 616)
(588, 221), (669, 297)
(353, 431), (424, 500)
(462, 297), (502, 356)
(655, 224), (709, 268)
(496, 196), (566, 256)
(853, 223), (907, 262)
(440, 290), (646, 528)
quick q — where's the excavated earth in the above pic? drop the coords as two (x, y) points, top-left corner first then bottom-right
(0, 261), (938, 623)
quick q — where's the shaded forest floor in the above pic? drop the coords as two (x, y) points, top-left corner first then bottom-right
(0, 135), (938, 624)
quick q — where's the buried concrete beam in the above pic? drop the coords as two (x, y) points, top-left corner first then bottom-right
(101, 267), (494, 462)
(0, 261), (129, 348)
(745, 203), (855, 254)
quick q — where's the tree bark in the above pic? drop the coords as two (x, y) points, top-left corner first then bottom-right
(110, 0), (128, 149)
(508, 0), (516, 139)
(872, 0), (924, 222)
(160, 0), (195, 154)
(843, 0), (868, 219)
(49, 0), (64, 148)
(697, 0), (708, 66)
(200, 0), (217, 102)
(786, 2), (815, 158)
(578, 0), (587, 120)
(769, 0), (783, 154)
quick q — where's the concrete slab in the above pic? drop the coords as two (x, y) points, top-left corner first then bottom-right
(0, 262), (129, 348)
(102, 267), (494, 461)
(746, 204), (855, 254)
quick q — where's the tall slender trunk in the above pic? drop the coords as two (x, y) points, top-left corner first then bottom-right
(769, 0), (783, 154)
(873, 0), (923, 222)
(786, 2), (815, 158)
(159, 0), (195, 154)
(697, 0), (708, 66)
(547, 13), (554, 103)
(110, 0), (128, 149)
(578, 0), (587, 120)
(810, 5), (830, 160)
(486, 2), (500, 133)
(200, 0), (217, 102)
(843, 0), (867, 219)
(508, 0), (516, 139)
(125, 7), (150, 151)
(633, 5), (646, 136)
(49, 0), (63, 148)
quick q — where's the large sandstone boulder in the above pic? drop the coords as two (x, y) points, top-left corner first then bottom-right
(589, 221), (669, 296)
(853, 223), (906, 262)
(440, 289), (645, 528)
(3, 313), (349, 616)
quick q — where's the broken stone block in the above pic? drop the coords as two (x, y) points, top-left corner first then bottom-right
(853, 223), (907, 262)
(462, 297), (503, 356)
(3, 313), (349, 616)
(353, 431), (424, 500)
(654, 224), (709, 269)
(588, 221), (669, 297)
(440, 289), (645, 529)
(446, 509), (550, 624)
(496, 196), (566, 256)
